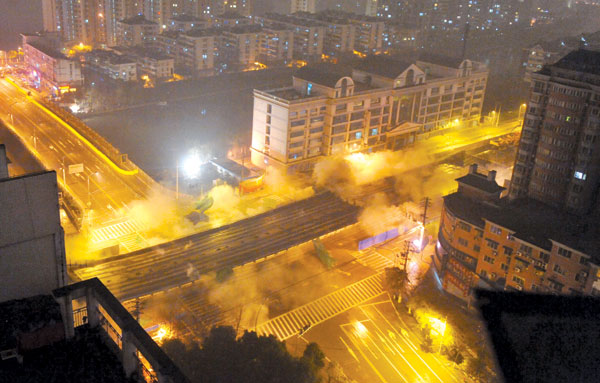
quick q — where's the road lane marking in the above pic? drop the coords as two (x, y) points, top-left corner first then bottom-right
(373, 304), (447, 382)
(341, 325), (392, 383)
(5, 77), (138, 176)
(339, 336), (359, 363)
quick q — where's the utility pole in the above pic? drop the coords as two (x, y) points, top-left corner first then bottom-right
(421, 196), (431, 226)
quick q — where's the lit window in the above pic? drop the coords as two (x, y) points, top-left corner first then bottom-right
(574, 171), (587, 180)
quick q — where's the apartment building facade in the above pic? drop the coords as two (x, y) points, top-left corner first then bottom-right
(116, 15), (160, 46)
(257, 14), (326, 63)
(220, 24), (262, 70)
(435, 165), (600, 301)
(509, 49), (600, 215)
(290, 0), (316, 14)
(251, 54), (488, 172)
(23, 41), (83, 92)
(85, 49), (137, 81)
(259, 25), (295, 65)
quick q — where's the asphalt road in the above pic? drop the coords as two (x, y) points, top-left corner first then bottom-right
(0, 77), (154, 227)
(74, 192), (359, 301)
(303, 299), (463, 383)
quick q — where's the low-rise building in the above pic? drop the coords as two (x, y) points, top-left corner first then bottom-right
(85, 49), (137, 81)
(23, 40), (83, 93)
(112, 46), (175, 80)
(134, 48), (174, 80)
(167, 14), (209, 32)
(434, 164), (600, 302)
(251, 54), (488, 172)
(212, 11), (252, 27)
(116, 15), (160, 47)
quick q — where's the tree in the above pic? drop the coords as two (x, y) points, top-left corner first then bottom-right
(383, 267), (407, 301)
(302, 342), (325, 374)
(162, 326), (324, 383)
(466, 354), (487, 381)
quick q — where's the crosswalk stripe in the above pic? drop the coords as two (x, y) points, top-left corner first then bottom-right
(256, 273), (384, 341)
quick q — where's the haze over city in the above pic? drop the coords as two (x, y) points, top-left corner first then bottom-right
(1, 1), (600, 383)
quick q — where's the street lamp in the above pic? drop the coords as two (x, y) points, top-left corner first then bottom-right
(518, 103), (527, 121)
(87, 171), (100, 207)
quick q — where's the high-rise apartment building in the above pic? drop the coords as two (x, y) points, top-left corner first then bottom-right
(42, 0), (143, 46)
(510, 49), (600, 215)
(211, 0), (253, 16)
(290, 0), (316, 13)
(435, 49), (600, 303)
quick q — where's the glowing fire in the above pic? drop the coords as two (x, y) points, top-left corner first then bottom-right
(152, 325), (172, 344)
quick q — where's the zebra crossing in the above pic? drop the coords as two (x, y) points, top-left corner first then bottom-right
(91, 219), (148, 251)
(355, 248), (395, 272)
(256, 273), (384, 341)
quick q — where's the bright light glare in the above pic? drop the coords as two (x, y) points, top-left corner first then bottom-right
(70, 104), (80, 113)
(182, 150), (203, 179)
(412, 239), (422, 249)
(428, 317), (446, 337)
(354, 321), (368, 337)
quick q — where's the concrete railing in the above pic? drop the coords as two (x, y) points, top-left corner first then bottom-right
(53, 278), (189, 383)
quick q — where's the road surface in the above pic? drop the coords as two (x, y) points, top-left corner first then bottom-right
(74, 192), (359, 301)
(0, 77), (155, 229)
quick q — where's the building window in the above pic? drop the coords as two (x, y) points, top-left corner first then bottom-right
(458, 221), (471, 232)
(266, 115), (271, 124)
(557, 247), (572, 259)
(548, 279), (563, 292)
(501, 263), (509, 272)
(579, 256), (588, 265)
(489, 225), (502, 235)
(519, 244), (532, 255)
(503, 246), (513, 256)
(512, 276), (524, 286)
(574, 171), (587, 180)
(458, 238), (468, 247)
(484, 256), (495, 264)
(267, 104), (272, 113)
(553, 264), (566, 276)
(485, 239), (499, 250)
(539, 252), (550, 262)
(474, 244), (481, 252)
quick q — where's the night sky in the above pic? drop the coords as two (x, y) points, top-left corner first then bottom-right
(0, 0), (43, 51)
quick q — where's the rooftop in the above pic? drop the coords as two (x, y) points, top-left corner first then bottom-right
(25, 41), (68, 60)
(456, 172), (505, 194)
(0, 326), (133, 383)
(353, 55), (413, 79)
(550, 49), (600, 76)
(0, 294), (62, 350)
(184, 27), (222, 38)
(263, 13), (324, 28)
(169, 14), (204, 22)
(444, 192), (600, 259)
(294, 64), (349, 88)
(227, 24), (263, 35)
(119, 15), (157, 26)
(477, 290), (600, 383)
(87, 49), (136, 65)
(215, 11), (246, 19)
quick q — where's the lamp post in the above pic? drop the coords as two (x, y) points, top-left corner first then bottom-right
(518, 103), (527, 121)
(87, 171), (99, 207)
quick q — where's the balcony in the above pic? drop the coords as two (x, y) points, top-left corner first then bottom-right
(53, 278), (188, 383)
